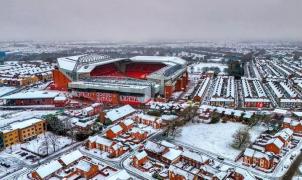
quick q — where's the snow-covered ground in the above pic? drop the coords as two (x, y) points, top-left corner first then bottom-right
(175, 122), (266, 160)
(0, 86), (17, 97)
(189, 63), (228, 73)
(0, 153), (24, 177)
(0, 110), (56, 128)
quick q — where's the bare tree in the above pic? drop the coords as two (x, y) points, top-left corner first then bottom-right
(46, 133), (60, 153)
(40, 135), (49, 155)
(231, 127), (251, 150)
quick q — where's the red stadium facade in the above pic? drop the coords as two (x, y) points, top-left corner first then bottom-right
(52, 55), (188, 105)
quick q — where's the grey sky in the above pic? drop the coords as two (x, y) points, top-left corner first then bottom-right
(0, 0), (301, 41)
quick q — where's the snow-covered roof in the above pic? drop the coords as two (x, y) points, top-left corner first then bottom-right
(268, 81), (283, 98)
(283, 117), (292, 123)
(105, 170), (131, 180)
(266, 138), (284, 149)
(243, 148), (255, 157)
(82, 106), (94, 113)
(106, 105), (136, 122)
(293, 112), (302, 117)
(280, 82), (297, 98)
(60, 150), (84, 166)
(110, 125), (123, 133)
(161, 115), (178, 121)
(130, 56), (187, 66)
(54, 96), (67, 101)
(122, 119), (134, 126)
(76, 160), (92, 172)
(254, 151), (270, 161)
(137, 113), (158, 122)
(145, 141), (166, 153)
(89, 135), (113, 146)
(2, 90), (59, 100)
(35, 160), (63, 179)
(168, 165), (195, 179)
(274, 128), (293, 141)
(181, 150), (209, 163)
(162, 148), (182, 161)
(196, 77), (210, 97)
(244, 98), (270, 103)
(160, 140), (177, 148)
(4, 118), (44, 131)
(134, 150), (147, 160)
(273, 108), (287, 114)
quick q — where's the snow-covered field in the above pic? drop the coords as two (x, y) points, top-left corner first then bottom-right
(176, 122), (266, 160)
(20, 132), (73, 156)
(189, 63), (228, 73)
(0, 110), (56, 127)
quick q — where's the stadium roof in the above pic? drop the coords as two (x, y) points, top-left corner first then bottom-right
(57, 54), (187, 73)
(130, 56), (186, 65)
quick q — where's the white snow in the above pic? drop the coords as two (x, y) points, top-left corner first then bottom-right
(0, 110), (56, 128)
(176, 122), (266, 160)
(106, 105), (136, 122)
(0, 86), (17, 97)
(1, 90), (59, 100)
(189, 63), (227, 73)
(20, 132), (73, 156)
(60, 150), (83, 166)
(35, 160), (63, 179)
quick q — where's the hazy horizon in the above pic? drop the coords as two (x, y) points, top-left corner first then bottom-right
(1, 0), (302, 42)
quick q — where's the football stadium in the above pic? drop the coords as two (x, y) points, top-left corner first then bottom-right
(52, 55), (188, 105)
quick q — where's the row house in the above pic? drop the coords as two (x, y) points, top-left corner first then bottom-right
(282, 117), (302, 133)
(144, 140), (169, 161)
(53, 96), (69, 107)
(119, 119), (135, 132)
(102, 104), (136, 124)
(32, 150), (102, 180)
(106, 125), (123, 139)
(132, 150), (148, 169)
(243, 148), (274, 169)
(169, 165), (245, 180)
(129, 128), (148, 141)
(87, 135), (128, 157)
(75, 160), (99, 179)
(273, 128), (293, 146)
(265, 138), (284, 155)
(32, 160), (63, 180)
(135, 114), (163, 129)
(82, 103), (101, 117)
(178, 151), (210, 168)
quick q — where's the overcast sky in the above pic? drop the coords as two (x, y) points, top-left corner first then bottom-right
(0, 0), (301, 42)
